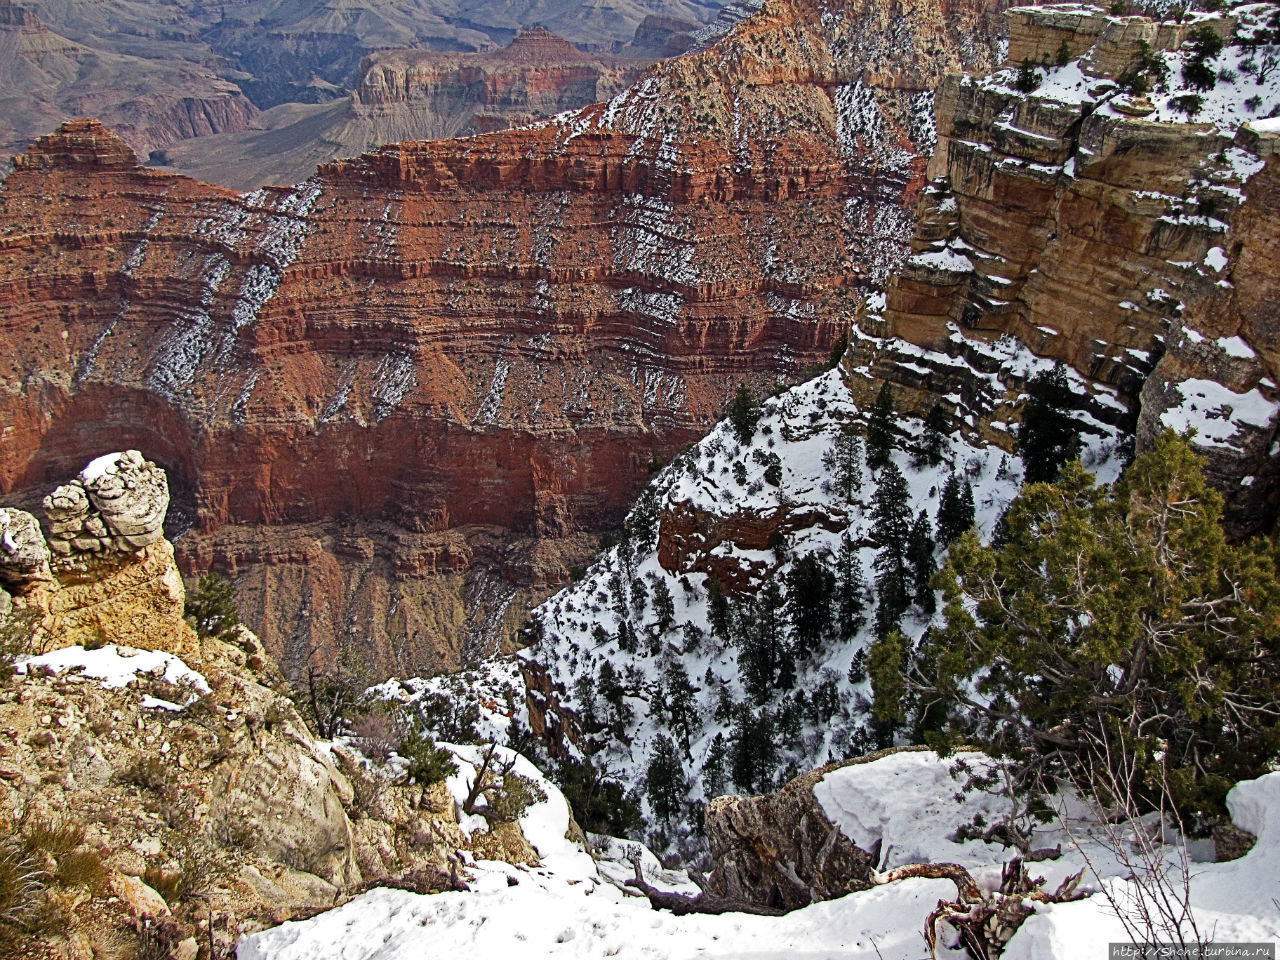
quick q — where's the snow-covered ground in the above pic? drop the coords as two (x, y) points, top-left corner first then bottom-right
(15, 644), (210, 694)
(237, 750), (1280, 959)
(517, 363), (1124, 846)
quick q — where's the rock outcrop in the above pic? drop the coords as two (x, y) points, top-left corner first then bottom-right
(1, 450), (186, 652)
(0, 455), (557, 956)
(704, 759), (879, 909)
(0, 0), (1006, 679)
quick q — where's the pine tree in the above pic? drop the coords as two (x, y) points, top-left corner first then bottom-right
(913, 403), (951, 469)
(651, 578), (676, 635)
(822, 424), (863, 501)
(1016, 362), (1083, 484)
(185, 572), (240, 640)
(936, 473), (974, 546)
(645, 735), (685, 826)
(735, 582), (793, 702)
(665, 663), (699, 754)
(907, 510), (937, 615)
(598, 660), (632, 738)
(706, 575), (732, 642)
(703, 733), (729, 797)
(867, 629), (909, 746)
(834, 533), (867, 638)
(871, 461), (912, 637)
(786, 552), (835, 660)
(865, 382), (898, 470)
(922, 432), (1280, 828)
(616, 618), (638, 654)
(726, 384), (762, 443)
(730, 707), (777, 794)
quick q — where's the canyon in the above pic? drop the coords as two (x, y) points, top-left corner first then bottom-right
(156, 26), (669, 190)
(0, 0), (723, 183)
(516, 0), (1280, 841)
(0, 0), (1006, 680)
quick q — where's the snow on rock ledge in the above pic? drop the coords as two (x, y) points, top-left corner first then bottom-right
(15, 644), (210, 694)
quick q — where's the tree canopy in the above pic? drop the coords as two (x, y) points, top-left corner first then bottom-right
(911, 433), (1280, 832)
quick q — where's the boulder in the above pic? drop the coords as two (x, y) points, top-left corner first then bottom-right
(0, 508), (52, 590)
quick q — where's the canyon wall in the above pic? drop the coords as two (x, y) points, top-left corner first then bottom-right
(864, 4), (1280, 531)
(0, 0), (1006, 678)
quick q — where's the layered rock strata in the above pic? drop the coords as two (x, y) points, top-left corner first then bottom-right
(2, 449), (186, 652)
(0, 0), (1005, 677)
(863, 4), (1280, 531)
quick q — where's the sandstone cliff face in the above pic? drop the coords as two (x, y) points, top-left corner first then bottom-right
(0, 0), (1006, 679)
(352, 29), (651, 140)
(0, 455), (560, 956)
(870, 4), (1280, 531)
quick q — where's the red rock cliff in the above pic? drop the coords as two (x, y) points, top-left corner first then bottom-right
(0, 0), (1005, 678)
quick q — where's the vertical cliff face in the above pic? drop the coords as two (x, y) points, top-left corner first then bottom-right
(866, 4), (1280, 530)
(0, 0), (1006, 678)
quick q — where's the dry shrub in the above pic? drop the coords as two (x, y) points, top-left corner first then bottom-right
(121, 756), (171, 795)
(349, 704), (404, 764)
(21, 813), (85, 860)
(0, 833), (47, 946)
(56, 849), (108, 894)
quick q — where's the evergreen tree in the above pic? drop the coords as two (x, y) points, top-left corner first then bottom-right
(936, 473), (976, 546)
(616, 618), (638, 654)
(847, 647), (868, 684)
(665, 663), (699, 754)
(913, 403), (951, 469)
(865, 382), (898, 470)
(598, 661), (632, 738)
(786, 552), (836, 659)
(726, 384), (762, 443)
(735, 582), (793, 701)
(1016, 362), (1083, 484)
(921, 433), (1280, 828)
(185, 572), (240, 640)
(645, 735), (685, 826)
(553, 757), (642, 837)
(834, 533), (867, 638)
(706, 575), (732, 642)
(907, 510), (938, 615)
(703, 733), (729, 797)
(573, 675), (600, 733)
(822, 425), (864, 501)
(871, 462), (912, 637)
(730, 707), (777, 794)
(651, 578), (676, 635)
(867, 629), (909, 747)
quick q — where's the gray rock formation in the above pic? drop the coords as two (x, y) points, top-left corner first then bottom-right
(43, 450), (169, 556)
(0, 507), (53, 590)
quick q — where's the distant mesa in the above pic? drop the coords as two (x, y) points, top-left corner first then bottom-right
(14, 118), (139, 170)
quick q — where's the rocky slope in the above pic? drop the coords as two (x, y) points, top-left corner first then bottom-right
(0, 0), (1006, 681)
(0, 0), (258, 164)
(0, 453), (565, 957)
